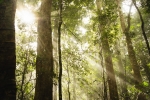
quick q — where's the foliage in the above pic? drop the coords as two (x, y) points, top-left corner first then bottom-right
(16, 33), (36, 100)
(16, 8), (37, 99)
(14, 0), (150, 99)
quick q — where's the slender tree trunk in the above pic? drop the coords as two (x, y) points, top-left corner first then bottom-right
(0, 0), (16, 99)
(66, 64), (71, 100)
(34, 0), (53, 99)
(132, 0), (150, 55)
(58, 0), (63, 100)
(73, 71), (76, 100)
(133, 0), (150, 84)
(20, 52), (28, 100)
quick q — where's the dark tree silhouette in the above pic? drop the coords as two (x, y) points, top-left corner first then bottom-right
(0, 0), (16, 99)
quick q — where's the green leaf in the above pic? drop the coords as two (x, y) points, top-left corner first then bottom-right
(142, 82), (149, 87)
(147, 63), (150, 68)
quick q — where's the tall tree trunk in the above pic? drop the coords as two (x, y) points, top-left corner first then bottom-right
(53, 60), (58, 100)
(101, 33), (119, 100)
(58, 0), (63, 100)
(99, 48), (108, 100)
(96, 0), (119, 99)
(53, 11), (59, 100)
(34, 0), (53, 99)
(116, 0), (142, 85)
(0, 0), (16, 99)
(102, 56), (108, 100)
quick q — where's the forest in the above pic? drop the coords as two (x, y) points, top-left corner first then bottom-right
(0, 0), (150, 100)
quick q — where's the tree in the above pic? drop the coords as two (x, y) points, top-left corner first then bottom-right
(0, 0), (16, 99)
(52, 11), (59, 100)
(117, 1), (149, 99)
(12, 0), (150, 99)
(58, 0), (63, 100)
(34, 0), (54, 99)
(96, 0), (119, 99)
(116, 0), (143, 86)
(132, 0), (150, 55)
(16, 32), (36, 100)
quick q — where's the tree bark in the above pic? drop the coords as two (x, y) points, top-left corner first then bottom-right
(101, 53), (108, 100)
(101, 34), (119, 100)
(58, 0), (63, 100)
(34, 0), (53, 99)
(96, 0), (119, 99)
(0, 0), (16, 99)
(66, 64), (71, 100)
(53, 11), (59, 100)
(116, 0), (143, 85)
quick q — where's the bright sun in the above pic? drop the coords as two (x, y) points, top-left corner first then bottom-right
(16, 9), (35, 24)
